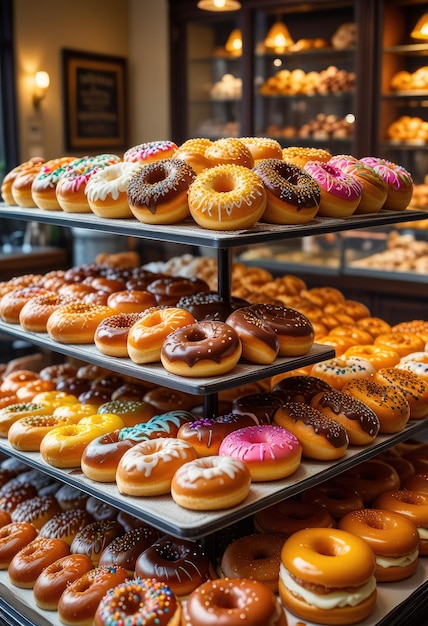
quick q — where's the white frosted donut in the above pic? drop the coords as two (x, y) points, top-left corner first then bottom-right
(85, 162), (144, 218)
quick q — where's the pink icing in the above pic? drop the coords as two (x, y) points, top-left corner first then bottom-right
(328, 154), (359, 170)
(124, 141), (178, 163)
(360, 157), (413, 190)
(218, 424), (300, 463)
(304, 161), (363, 200)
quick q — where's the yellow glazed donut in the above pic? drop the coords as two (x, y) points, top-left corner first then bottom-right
(239, 136), (283, 162)
(172, 138), (214, 174)
(374, 332), (426, 358)
(205, 138), (254, 168)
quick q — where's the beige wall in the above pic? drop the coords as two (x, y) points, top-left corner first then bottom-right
(13, 0), (169, 161)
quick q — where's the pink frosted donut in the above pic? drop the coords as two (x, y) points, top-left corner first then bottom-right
(123, 140), (178, 164)
(303, 161), (363, 217)
(218, 424), (302, 481)
(328, 155), (387, 214)
(359, 157), (413, 211)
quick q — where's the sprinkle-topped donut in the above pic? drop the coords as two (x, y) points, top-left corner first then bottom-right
(123, 140), (178, 163)
(360, 157), (413, 211)
(253, 159), (321, 224)
(328, 155), (388, 214)
(304, 160), (363, 217)
(31, 157), (77, 210)
(282, 146), (332, 167)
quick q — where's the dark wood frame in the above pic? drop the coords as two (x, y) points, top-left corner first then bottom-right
(62, 49), (127, 152)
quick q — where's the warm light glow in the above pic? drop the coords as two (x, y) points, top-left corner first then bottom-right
(197, 0), (241, 12)
(225, 28), (242, 55)
(411, 12), (428, 40)
(35, 71), (50, 89)
(264, 18), (294, 53)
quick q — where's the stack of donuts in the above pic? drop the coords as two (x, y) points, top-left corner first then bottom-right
(1, 138), (414, 228)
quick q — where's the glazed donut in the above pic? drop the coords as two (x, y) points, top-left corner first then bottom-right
(135, 535), (217, 598)
(1, 156), (45, 205)
(392, 320), (428, 343)
(273, 402), (349, 460)
(10, 160), (46, 207)
(40, 421), (115, 469)
(116, 437), (198, 496)
(253, 159), (321, 224)
(18, 292), (77, 333)
(303, 161), (363, 217)
(360, 157), (413, 211)
(127, 158), (196, 224)
(218, 424), (302, 481)
(374, 331), (426, 358)
(183, 577), (287, 626)
(341, 377), (410, 433)
(57, 565), (128, 626)
(0, 286), (52, 323)
(219, 533), (284, 593)
(316, 334), (357, 357)
(85, 497), (117, 523)
(47, 302), (120, 344)
(0, 510), (11, 528)
(39, 508), (93, 545)
(33, 553), (93, 610)
(272, 374), (332, 403)
(85, 161), (144, 218)
(0, 522), (38, 568)
(127, 306), (196, 364)
(98, 525), (160, 574)
(70, 519), (123, 566)
(329, 324), (373, 345)
(328, 156), (388, 214)
(11, 495), (61, 530)
(356, 316), (391, 338)
(0, 400), (54, 437)
(160, 320), (242, 377)
(310, 389), (380, 445)
(373, 489), (428, 555)
(173, 137), (214, 174)
(231, 391), (285, 425)
(282, 146), (331, 167)
(310, 356), (376, 390)
(337, 459), (400, 504)
(94, 312), (145, 357)
(53, 484), (88, 512)
(225, 306), (279, 364)
(80, 430), (134, 482)
(8, 536), (70, 588)
(279, 527), (376, 625)
(342, 344), (400, 370)
(205, 138), (254, 168)
(124, 140), (178, 164)
(30, 157), (78, 210)
(375, 367), (428, 419)
(143, 387), (197, 413)
(146, 276), (210, 307)
(171, 456), (251, 510)
(239, 136), (283, 162)
(7, 413), (78, 451)
(405, 472), (428, 493)
(176, 291), (249, 322)
(246, 303), (314, 357)
(188, 164), (267, 230)
(339, 508), (420, 582)
(94, 577), (181, 626)
(177, 413), (256, 457)
(106, 289), (157, 313)
(302, 481), (364, 520)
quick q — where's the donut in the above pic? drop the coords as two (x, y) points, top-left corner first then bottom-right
(127, 158), (196, 224)
(374, 331), (426, 358)
(0, 510), (11, 528)
(177, 412), (256, 456)
(7, 413), (77, 451)
(310, 389), (380, 445)
(373, 489), (428, 555)
(40, 421), (115, 469)
(30, 157), (78, 210)
(124, 140), (178, 163)
(205, 138), (254, 168)
(272, 374), (332, 403)
(33, 553), (94, 610)
(0, 522), (38, 568)
(135, 535), (217, 598)
(341, 377), (410, 433)
(279, 527), (376, 625)
(80, 430), (134, 483)
(328, 156), (388, 214)
(84, 497), (118, 523)
(118, 410), (195, 442)
(310, 356), (376, 390)
(391, 320), (428, 343)
(94, 312), (146, 357)
(329, 323), (373, 344)
(0, 482), (37, 515)
(116, 437), (198, 496)
(106, 289), (157, 313)
(11, 494), (61, 530)
(359, 157), (413, 210)
(342, 344), (401, 370)
(98, 525), (161, 574)
(1, 156), (45, 205)
(336, 459), (401, 504)
(160, 320), (242, 377)
(47, 302), (120, 344)
(405, 472), (428, 493)
(39, 508), (93, 545)
(127, 306), (196, 364)
(302, 481), (364, 520)
(397, 358), (428, 382)
(57, 565), (128, 626)
(8, 536), (70, 588)
(171, 456), (251, 510)
(10, 160), (46, 206)
(219, 533), (284, 592)
(218, 424), (302, 481)
(143, 387), (197, 412)
(239, 136), (283, 162)
(187, 164), (267, 230)
(18, 292), (77, 333)
(94, 577), (181, 626)
(146, 276), (210, 306)
(53, 484), (88, 512)
(253, 159), (321, 224)
(0, 286), (52, 323)
(225, 306), (279, 364)
(70, 520), (123, 566)
(303, 160), (363, 217)
(356, 316), (391, 338)
(339, 508), (420, 582)
(0, 400), (54, 437)
(183, 577), (287, 626)
(173, 137), (214, 174)
(273, 402), (349, 460)
(375, 367), (428, 419)
(84, 161), (144, 218)
(282, 146), (331, 167)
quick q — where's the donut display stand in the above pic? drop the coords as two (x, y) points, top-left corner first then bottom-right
(0, 201), (428, 625)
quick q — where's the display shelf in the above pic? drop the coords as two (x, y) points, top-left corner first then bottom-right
(0, 420), (426, 540)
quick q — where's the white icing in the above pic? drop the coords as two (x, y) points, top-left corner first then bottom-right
(120, 439), (193, 477)
(181, 456), (245, 483)
(376, 549), (418, 568)
(85, 162), (143, 201)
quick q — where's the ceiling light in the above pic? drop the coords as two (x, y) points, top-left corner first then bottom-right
(411, 12), (428, 40)
(264, 17), (294, 53)
(225, 28), (242, 55)
(197, 0), (241, 12)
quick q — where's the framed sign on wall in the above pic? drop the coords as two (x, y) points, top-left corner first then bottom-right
(62, 49), (127, 152)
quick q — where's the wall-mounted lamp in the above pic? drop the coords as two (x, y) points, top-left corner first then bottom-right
(411, 12), (428, 40)
(197, 0), (241, 12)
(225, 28), (242, 55)
(264, 17), (294, 53)
(33, 70), (50, 108)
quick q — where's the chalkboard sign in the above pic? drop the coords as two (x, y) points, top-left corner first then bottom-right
(62, 49), (127, 151)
